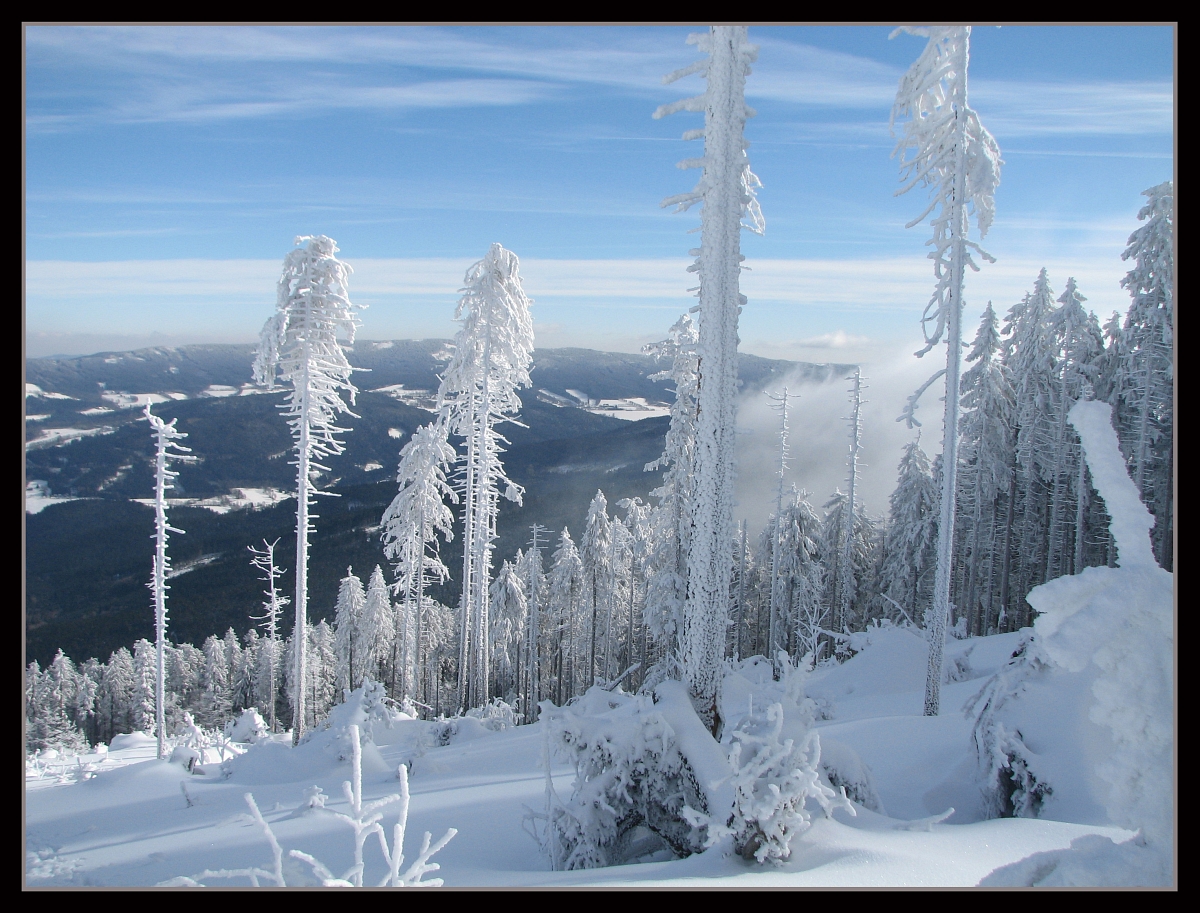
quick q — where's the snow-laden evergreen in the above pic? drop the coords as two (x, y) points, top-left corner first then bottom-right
(655, 26), (764, 731)
(436, 242), (534, 712)
(254, 235), (363, 743)
(381, 419), (458, 707)
(333, 569), (367, 696)
(248, 539), (288, 733)
(891, 25), (1001, 717)
(954, 304), (1013, 635)
(1114, 181), (1173, 569)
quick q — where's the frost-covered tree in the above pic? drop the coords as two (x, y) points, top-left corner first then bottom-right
(956, 303), (1014, 634)
(254, 235), (363, 743)
(248, 538), (288, 733)
(548, 528), (585, 704)
(199, 634), (232, 728)
(775, 489), (826, 661)
(654, 25), (764, 733)
(764, 388), (798, 663)
(488, 559), (527, 703)
(833, 370), (866, 637)
(436, 243), (535, 712)
(876, 439), (939, 628)
(360, 566), (393, 694)
(819, 490), (877, 648)
(580, 491), (614, 688)
(97, 647), (135, 743)
(1044, 279), (1103, 581)
(1002, 272), (1059, 625)
(521, 525), (549, 722)
(143, 403), (191, 758)
(333, 568), (367, 695)
(381, 419), (457, 705)
(891, 26), (1001, 715)
(1115, 181), (1173, 569)
(132, 638), (158, 733)
(642, 313), (700, 683)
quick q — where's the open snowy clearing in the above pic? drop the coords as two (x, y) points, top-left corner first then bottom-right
(24, 629), (1138, 888)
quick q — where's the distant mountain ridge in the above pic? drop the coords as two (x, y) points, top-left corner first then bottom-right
(26, 341), (855, 665)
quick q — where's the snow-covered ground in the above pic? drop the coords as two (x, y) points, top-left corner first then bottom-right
(25, 425), (118, 451)
(129, 487), (291, 514)
(370, 384), (438, 412)
(25, 627), (1145, 887)
(584, 398), (671, 421)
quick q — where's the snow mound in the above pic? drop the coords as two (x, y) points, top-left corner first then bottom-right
(979, 833), (1170, 887)
(968, 401), (1173, 877)
(109, 731), (158, 751)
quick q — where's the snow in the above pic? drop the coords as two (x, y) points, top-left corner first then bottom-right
(361, 462), (383, 472)
(371, 384), (438, 412)
(27, 625), (1155, 886)
(584, 398), (672, 422)
(200, 385), (238, 397)
(101, 391), (172, 409)
(131, 487), (291, 514)
(79, 406), (115, 416)
(26, 413), (51, 422)
(25, 425), (118, 450)
(26, 383), (76, 400)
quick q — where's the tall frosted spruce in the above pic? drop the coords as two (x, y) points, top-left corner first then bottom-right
(764, 388), (797, 664)
(437, 243), (534, 712)
(890, 27), (1001, 716)
(248, 538), (289, 733)
(655, 26), (764, 732)
(144, 403), (191, 759)
(254, 235), (363, 742)
(381, 420), (457, 707)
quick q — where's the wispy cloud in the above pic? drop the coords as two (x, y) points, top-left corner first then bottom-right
(972, 79), (1173, 137)
(791, 330), (873, 349)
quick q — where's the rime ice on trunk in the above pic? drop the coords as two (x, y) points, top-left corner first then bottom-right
(144, 404), (191, 759)
(253, 235), (362, 743)
(890, 26), (1001, 716)
(249, 538), (289, 733)
(655, 26), (763, 733)
(836, 370), (866, 636)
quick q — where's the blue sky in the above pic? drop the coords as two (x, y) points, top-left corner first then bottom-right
(25, 25), (1174, 365)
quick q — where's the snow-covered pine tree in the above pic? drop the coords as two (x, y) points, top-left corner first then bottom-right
(548, 528), (585, 705)
(580, 491), (614, 689)
(360, 566), (393, 695)
(617, 499), (652, 689)
(642, 313), (700, 685)
(333, 568), (367, 696)
(436, 243), (535, 713)
(775, 488), (826, 661)
(97, 647), (135, 744)
(891, 25), (1001, 715)
(143, 403), (191, 758)
(654, 25), (764, 733)
(132, 638), (158, 734)
(1002, 272), (1059, 627)
(520, 525), (549, 722)
(955, 303), (1014, 635)
(819, 490), (876, 649)
(254, 235), (363, 743)
(876, 438), (939, 628)
(488, 559), (527, 704)
(1115, 181), (1173, 569)
(200, 634), (236, 728)
(248, 538), (289, 732)
(1045, 279), (1103, 581)
(381, 419), (457, 706)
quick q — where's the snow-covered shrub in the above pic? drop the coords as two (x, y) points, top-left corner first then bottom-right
(532, 687), (710, 869)
(465, 697), (520, 731)
(224, 707), (268, 744)
(693, 653), (853, 863)
(302, 679), (408, 756)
